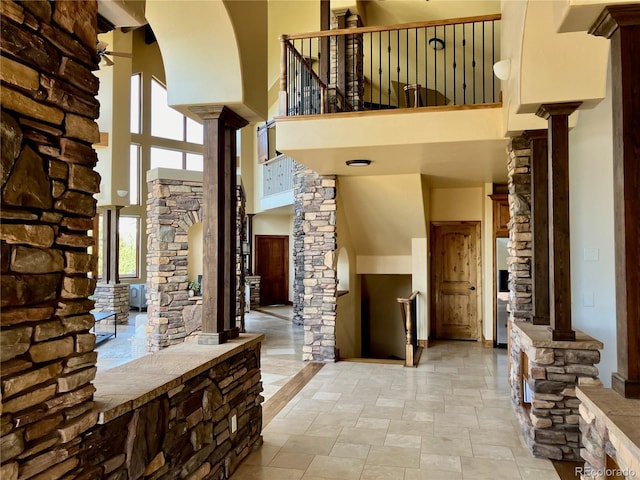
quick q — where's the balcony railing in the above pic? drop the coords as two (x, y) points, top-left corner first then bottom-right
(263, 154), (295, 197)
(280, 14), (501, 116)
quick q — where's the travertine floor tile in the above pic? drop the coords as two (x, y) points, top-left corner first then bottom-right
(226, 315), (562, 480)
(366, 445), (421, 468)
(304, 455), (365, 480)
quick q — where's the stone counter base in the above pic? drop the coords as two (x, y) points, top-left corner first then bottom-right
(511, 322), (603, 460)
(64, 336), (262, 479)
(577, 386), (640, 480)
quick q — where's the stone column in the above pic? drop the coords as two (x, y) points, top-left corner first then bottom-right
(293, 163), (338, 361)
(0, 1), (101, 475)
(506, 136), (533, 324)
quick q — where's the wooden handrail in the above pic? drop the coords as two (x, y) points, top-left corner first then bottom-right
(284, 13), (501, 41)
(397, 291), (420, 367)
(283, 39), (326, 90)
(397, 291), (419, 305)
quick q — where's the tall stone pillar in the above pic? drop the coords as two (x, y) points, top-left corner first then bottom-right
(0, 1), (101, 474)
(293, 163), (338, 361)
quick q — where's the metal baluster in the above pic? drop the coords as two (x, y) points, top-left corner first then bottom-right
(463, 24), (467, 104)
(397, 29), (400, 107)
(472, 22), (476, 104)
(415, 28), (418, 93)
(492, 20), (496, 102)
(483, 21), (486, 103)
(443, 26), (447, 105)
(453, 24), (456, 105)
(406, 28), (409, 88)
(434, 26), (438, 106)
(424, 27), (428, 106)
(387, 30), (391, 108)
(369, 31), (372, 109)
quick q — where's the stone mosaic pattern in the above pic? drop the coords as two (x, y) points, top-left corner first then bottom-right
(93, 282), (129, 324)
(511, 323), (602, 460)
(0, 1), (101, 477)
(146, 176), (246, 351)
(507, 136), (533, 323)
(293, 163), (338, 362)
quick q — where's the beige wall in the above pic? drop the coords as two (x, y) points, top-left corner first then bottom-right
(95, 30), (132, 207)
(430, 187), (483, 221)
(569, 56), (616, 388)
(336, 190), (362, 358)
(145, 1), (267, 122)
(187, 222), (204, 283)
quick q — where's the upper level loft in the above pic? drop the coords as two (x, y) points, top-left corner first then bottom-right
(278, 13), (502, 116)
(273, 13), (510, 184)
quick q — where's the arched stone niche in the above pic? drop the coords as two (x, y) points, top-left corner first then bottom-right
(146, 168), (246, 351)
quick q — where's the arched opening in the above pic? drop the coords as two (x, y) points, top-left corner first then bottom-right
(336, 246), (350, 292)
(187, 222), (203, 295)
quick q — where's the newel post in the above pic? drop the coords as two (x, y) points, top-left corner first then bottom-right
(279, 35), (289, 116)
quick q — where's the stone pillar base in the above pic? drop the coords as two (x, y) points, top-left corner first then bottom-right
(93, 283), (129, 324)
(510, 322), (603, 461)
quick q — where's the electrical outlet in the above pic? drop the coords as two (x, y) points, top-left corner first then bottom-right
(231, 414), (237, 433)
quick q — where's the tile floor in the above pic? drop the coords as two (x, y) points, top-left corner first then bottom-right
(95, 308), (560, 480)
(232, 341), (561, 480)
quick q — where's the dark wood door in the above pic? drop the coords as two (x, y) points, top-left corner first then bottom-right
(431, 222), (481, 340)
(255, 235), (289, 306)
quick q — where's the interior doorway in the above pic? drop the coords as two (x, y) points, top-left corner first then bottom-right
(430, 221), (481, 341)
(255, 235), (289, 306)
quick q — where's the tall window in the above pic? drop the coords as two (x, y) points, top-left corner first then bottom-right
(129, 144), (140, 205)
(147, 77), (204, 171)
(119, 216), (139, 278)
(151, 78), (184, 140)
(95, 215), (140, 279)
(130, 73), (141, 134)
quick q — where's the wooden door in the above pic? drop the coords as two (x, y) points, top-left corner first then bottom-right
(255, 235), (289, 306)
(431, 222), (481, 340)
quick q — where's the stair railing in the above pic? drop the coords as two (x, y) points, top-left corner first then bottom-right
(397, 291), (421, 367)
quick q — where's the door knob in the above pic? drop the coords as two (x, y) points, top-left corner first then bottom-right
(469, 286), (476, 291)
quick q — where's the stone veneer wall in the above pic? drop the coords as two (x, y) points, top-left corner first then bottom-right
(92, 282), (129, 324)
(0, 1), (101, 478)
(71, 339), (263, 479)
(146, 176), (203, 351)
(328, 12), (363, 112)
(507, 136), (533, 323)
(146, 173), (246, 351)
(510, 322), (603, 460)
(293, 162), (338, 361)
(246, 275), (261, 309)
(236, 182), (246, 332)
(577, 387), (640, 479)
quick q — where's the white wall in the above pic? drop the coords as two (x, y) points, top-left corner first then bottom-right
(569, 57), (616, 388)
